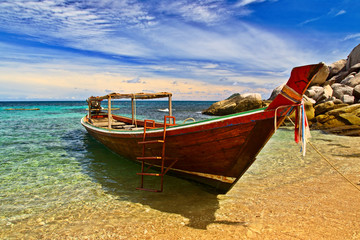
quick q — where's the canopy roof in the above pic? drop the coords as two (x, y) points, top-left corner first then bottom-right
(87, 92), (172, 101)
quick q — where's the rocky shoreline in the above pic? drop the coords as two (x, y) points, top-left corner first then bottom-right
(203, 44), (360, 136)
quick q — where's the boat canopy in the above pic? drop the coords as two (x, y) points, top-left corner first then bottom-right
(87, 92), (172, 101)
(86, 92), (173, 127)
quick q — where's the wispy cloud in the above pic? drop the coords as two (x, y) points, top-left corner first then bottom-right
(235, 0), (266, 7)
(0, 0), (355, 100)
(335, 9), (346, 16)
(298, 17), (321, 26)
(344, 33), (360, 41)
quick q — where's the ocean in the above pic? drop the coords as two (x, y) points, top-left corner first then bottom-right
(1, 101), (359, 239)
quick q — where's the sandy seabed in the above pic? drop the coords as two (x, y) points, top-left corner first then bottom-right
(1, 130), (360, 240)
(2, 172), (359, 240)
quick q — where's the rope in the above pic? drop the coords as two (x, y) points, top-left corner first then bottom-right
(307, 141), (360, 193)
(285, 117), (360, 193)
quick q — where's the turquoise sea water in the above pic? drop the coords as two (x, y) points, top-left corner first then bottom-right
(1, 101), (359, 238)
(0, 101), (215, 223)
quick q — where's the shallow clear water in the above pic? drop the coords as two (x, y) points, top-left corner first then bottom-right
(0, 101), (359, 237)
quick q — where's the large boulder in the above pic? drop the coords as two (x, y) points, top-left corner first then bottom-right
(202, 93), (264, 116)
(331, 83), (354, 99)
(268, 84), (285, 100)
(314, 101), (349, 116)
(328, 71), (350, 84)
(312, 104), (360, 135)
(309, 63), (329, 86)
(354, 85), (360, 99)
(327, 103), (360, 117)
(348, 63), (360, 73)
(328, 59), (346, 79)
(346, 43), (360, 70)
(341, 72), (360, 88)
(305, 86), (324, 101)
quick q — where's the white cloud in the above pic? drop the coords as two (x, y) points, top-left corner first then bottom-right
(335, 10), (346, 16)
(344, 33), (360, 41)
(235, 0), (266, 7)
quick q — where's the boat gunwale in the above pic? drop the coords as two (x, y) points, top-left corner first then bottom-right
(81, 106), (287, 135)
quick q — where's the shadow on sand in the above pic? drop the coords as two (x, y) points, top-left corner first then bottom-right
(78, 132), (244, 229)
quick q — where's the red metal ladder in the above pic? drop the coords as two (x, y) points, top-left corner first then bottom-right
(136, 116), (177, 192)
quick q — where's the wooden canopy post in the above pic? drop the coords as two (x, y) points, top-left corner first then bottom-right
(88, 101), (92, 120)
(168, 95), (173, 123)
(108, 95), (112, 129)
(131, 96), (135, 125)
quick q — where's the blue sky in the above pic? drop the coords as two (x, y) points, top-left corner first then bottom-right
(0, 0), (359, 100)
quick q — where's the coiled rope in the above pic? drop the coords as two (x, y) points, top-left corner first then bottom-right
(286, 116), (360, 193)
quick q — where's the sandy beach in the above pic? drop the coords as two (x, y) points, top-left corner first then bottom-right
(2, 135), (359, 240)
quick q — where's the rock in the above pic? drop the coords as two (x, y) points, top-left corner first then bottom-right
(331, 83), (354, 99)
(314, 101), (335, 116)
(340, 73), (355, 85)
(315, 114), (346, 128)
(338, 113), (360, 125)
(333, 99), (344, 104)
(303, 95), (316, 104)
(203, 93), (264, 116)
(327, 103), (360, 116)
(226, 93), (240, 100)
(354, 85), (360, 99)
(309, 63), (329, 86)
(341, 72), (360, 88)
(233, 97), (264, 113)
(341, 95), (355, 104)
(314, 101), (348, 116)
(241, 93), (262, 100)
(348, 62), (360, 73)
(288, 101), (315, 121)
(328, 59), (346, 79)
(268, 84), (285, 100)
(311, 104), (360, 135)
(305, 86), (324, 101)
(328, 71), (349, 84)
(323, 84), (333, 98)
(346, 43), (360, 71)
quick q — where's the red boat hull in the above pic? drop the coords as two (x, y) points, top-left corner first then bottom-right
(82, 63), (324, 193)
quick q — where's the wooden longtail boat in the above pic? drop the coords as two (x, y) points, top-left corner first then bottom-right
(81, 63), (324, 193)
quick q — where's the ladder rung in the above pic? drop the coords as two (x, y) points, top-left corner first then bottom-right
(138, 140), (164, 144)
(136, 187), (162, 192)
(136, 172), (163, 176)
(136, 156), (162, 160)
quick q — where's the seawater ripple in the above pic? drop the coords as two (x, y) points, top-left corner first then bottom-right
(0, 101), (359, 236)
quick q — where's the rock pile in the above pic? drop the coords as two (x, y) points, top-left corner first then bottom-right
(301, 43), (360, 136)
(203, 43), (360, 136)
